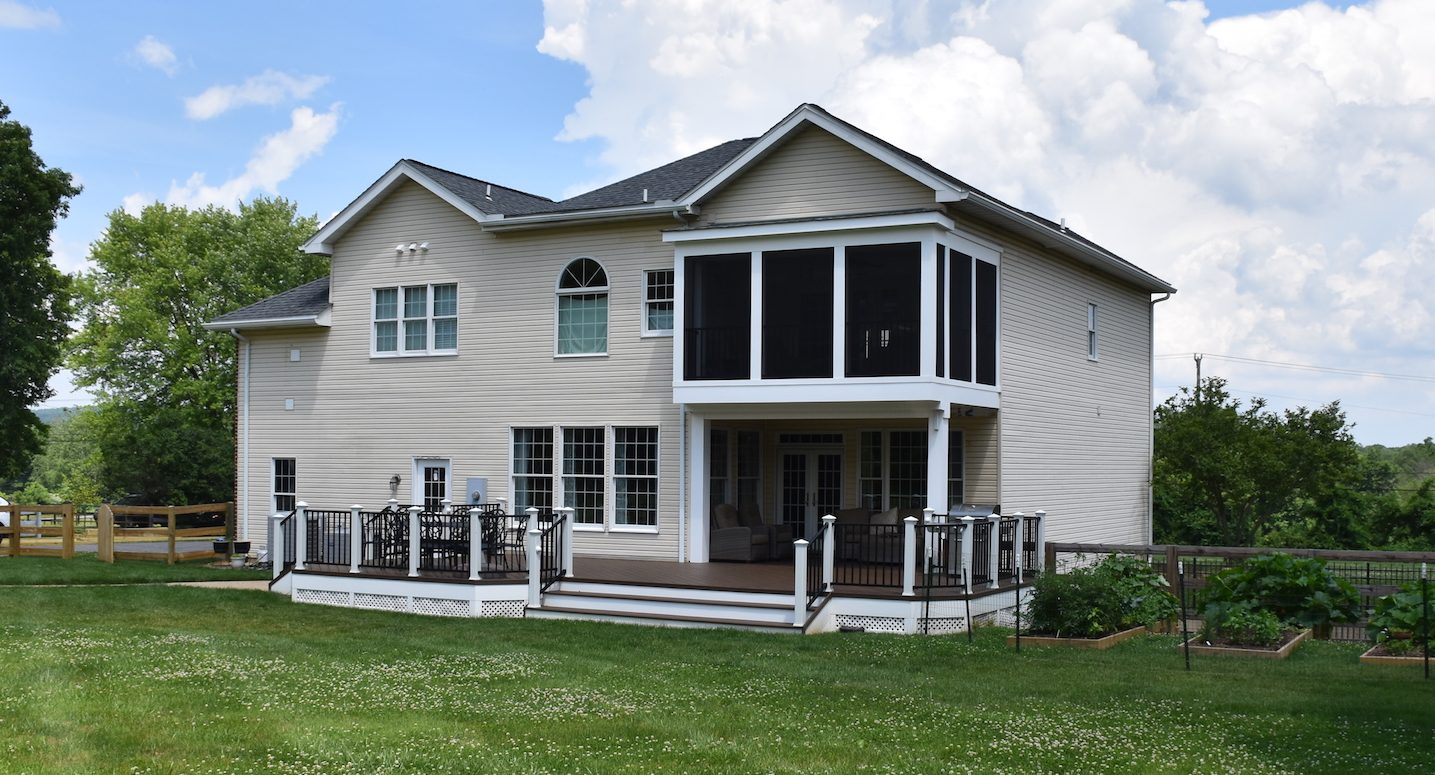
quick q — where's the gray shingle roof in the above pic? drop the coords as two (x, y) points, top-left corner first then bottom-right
(208, 276), (330, 326)
(403, 160), (558, 216)
(549, 139), (756, 213)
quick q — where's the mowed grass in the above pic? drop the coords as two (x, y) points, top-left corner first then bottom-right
(0, 554), (269, 585)
(0, 586), (1431, 773)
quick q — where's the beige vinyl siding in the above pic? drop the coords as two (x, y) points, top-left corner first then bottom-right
(241, 181), (682, 559)
(962, 210), (1153, 544)
(699, 126), (935, 224)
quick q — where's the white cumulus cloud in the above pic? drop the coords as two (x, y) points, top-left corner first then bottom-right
(537, 0), (1435, 444)
(166, 104), (341, 209)
(133, 35), (177, 75)
(0, 0), (58, 28)
(184, 70), (331, 120)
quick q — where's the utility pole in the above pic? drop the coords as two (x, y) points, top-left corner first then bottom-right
(1194, 353), (1203, 402)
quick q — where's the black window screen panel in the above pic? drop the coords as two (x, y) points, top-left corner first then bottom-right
(936, 246), (946, 379)
(950, 251), (972, 382)
(684, 253), (751, 380)
(975, 260), (997, 386)
(762, 247), (833, 379)
(845, 242), (920, 377)
(274, 458), (296, 513)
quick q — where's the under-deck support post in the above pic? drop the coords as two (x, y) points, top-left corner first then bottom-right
(821, 514), (836, 592)
(407, 506), (421, 578)
(793, 538), (809, 627)
(349, 505), (362, 574)
(294, 502), (308, 571)
(902, 516), (918, 597)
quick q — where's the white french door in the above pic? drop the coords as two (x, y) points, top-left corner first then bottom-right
(779, 448), (842, 539)
(412, 459), (450, 511)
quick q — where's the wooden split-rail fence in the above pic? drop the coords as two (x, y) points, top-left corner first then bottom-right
(3, 502), (235, 564)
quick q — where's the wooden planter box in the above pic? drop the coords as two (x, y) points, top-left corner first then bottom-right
(1359, 646), (1430, 667)
(1183, 629), (1309, 660)
(1008, 625), (1146, 650)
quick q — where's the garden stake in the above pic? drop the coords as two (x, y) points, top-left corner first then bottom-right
(1423, 563), (1429, 681)
(964, 569), (974, 643)
(1015, 555), (1022, 653)
(1180, 561), (1191, 671)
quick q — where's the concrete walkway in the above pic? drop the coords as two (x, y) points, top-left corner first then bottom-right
(166, 579), (270, 590)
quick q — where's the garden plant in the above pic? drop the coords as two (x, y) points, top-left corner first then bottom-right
(1024, 554), (1179, 638)
(1196, 553), (1361, 646)
(1366, 580), (1431, 657)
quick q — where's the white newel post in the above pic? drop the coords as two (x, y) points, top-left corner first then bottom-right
(922, 507), (936, 568)
(294, 502), (308, 571)
(793, 538), (809, 627)
(1034, 510), (1048, 572)
(960, 516), (975, 594)
(349, 505), (362, 574)
(560, 506), (575, 577)
(468, 507), (482, 581)
(441, 497), (452, 514)
(496, 497), (507, 513)
(902, 516), (917, 597)
(821, 514), (836, 592)
(387, 497), (399, 512)
(407, 506), (421, 578)
(269, 514), (285, 580)
(1012, 511), (1025, 581)
(987, 514), (1001, 589)
(526, 508), (541, 608)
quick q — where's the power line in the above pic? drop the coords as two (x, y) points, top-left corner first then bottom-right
(1154, 353), (1435, 384)
(1154, 383), (1435, 420)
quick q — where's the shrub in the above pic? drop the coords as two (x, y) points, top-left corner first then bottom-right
(1367, 581), (1432, 652)
(1196, 553), (1360, 631)
(1202, 606), (1284, 647)
(1025, 555), (1179, 638)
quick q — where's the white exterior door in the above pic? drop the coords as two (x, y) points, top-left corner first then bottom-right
(412, 459), (451, 511)
(779, 449), (842, 539)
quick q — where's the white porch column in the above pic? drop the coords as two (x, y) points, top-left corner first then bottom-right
(987, 514), (1001, 590)
(749, 250), (762, 380)
(407, 506), (421, 578)
(901, 516), (917, 597)
(468, 507), (483, 581)
(348, 505), (362, 574)
(832, 245), (846, 378)
(926, 409), (950, 516)
(294, 502), (308, 571)
(1035, 510), (1048, 572)
(687, 411), (710, 563)
(269, 513), (285, 580)
(560, 506), (575, 577)
(793, 538), (809, 627)
(919, 236), (937, 378)
(821, 514), (836, 591)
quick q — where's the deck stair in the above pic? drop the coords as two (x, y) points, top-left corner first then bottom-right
(526, 579), (804, 632)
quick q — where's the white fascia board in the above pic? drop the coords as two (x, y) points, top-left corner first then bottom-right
(302, 161), (497, 254)
(663, 211), (954, 243)
(961, 193), (1176, 294)
(200, 312), (331, 331)
(673, 380), (999, 409)
(677, 105), (961, 208)
(478, 201), (687, 232)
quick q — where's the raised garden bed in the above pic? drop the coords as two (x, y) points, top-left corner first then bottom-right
(1184, 629), (1309, 660)
(1008, 626), (1146, 650)
(1359, 644), (1430, 667)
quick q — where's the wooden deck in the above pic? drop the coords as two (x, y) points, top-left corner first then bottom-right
(291, 556), (1027, 600)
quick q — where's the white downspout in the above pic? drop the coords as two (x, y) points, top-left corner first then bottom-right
(678, 403), (688, 563)
(230, 328), (251, 542)
(1147, 293), (1172, 543)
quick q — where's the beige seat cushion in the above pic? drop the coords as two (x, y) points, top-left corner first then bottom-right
(713, 503), (741, 530)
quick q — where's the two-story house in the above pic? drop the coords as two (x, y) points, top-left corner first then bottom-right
(206, 104), (1173, 632)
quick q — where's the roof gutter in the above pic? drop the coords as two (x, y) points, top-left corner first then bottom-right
(957, 192), (1176, 294)
(481, 202), (698, 232)
(200, 310), (331, 331)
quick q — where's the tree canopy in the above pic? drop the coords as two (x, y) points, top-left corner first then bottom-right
(66, 197), (325, 503)
(0, 99), (80, 480)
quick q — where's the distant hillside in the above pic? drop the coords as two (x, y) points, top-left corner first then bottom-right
(33, 407), (85, 425)
(1365, 438), (1435, 492)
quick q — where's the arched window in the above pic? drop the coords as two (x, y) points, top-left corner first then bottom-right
(556, 257), (609, 355)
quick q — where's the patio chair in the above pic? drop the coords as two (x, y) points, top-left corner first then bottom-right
(710, 503), (770, 562)
(739, 501), (793, 560)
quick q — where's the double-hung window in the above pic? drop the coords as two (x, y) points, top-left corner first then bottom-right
(273, 458), (296, 514)
(511, 424), (659, 530)
(563, 428), (605, 526)
(512, 428), (554, 513)
(613, 427), (658, 527)
(643, 269), (674, 336)
(556, 258), (609, 355)
(374, 283), (458, 356)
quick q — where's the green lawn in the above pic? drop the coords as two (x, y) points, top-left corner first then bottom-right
(0, 554), (269, 585)
(0, 584), (1430, 773)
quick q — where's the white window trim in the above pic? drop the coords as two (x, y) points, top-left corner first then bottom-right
(612, 426), (661, 532)
(271, 457), (296, 515)
(554, 257), (610, 359)
(372, 283), (459, 358)
(641, 268), (675, 338)
(509, 426), (556, 516)
(509, 423), (661, 533)
(1087, 302), (1099, 361)
(411, 457), (451, 509)
(948, 429), (965, 507)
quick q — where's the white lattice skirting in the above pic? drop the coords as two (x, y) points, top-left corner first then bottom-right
(835, 614), (907, 634)
(292, 584), (523, 619)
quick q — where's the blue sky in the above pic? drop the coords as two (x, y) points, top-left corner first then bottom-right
(3, 0), (1433, 447)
